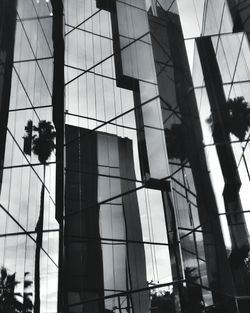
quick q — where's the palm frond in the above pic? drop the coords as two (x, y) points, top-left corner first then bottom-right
(206, 96), (250, 141)
(31, 120), (56, 164)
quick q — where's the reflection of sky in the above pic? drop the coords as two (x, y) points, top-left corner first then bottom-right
(65, 0), (250, 307)
(64, 0), (172, 292)
(0, 0), (58, 312)
(4, 0), (250, 311)
(177, 0), (250, 249)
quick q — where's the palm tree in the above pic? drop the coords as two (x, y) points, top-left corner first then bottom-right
(23, 272), (33, 313)
(0, 267), (23, 313)
(23, 120), (56, 313)
(227, 97), (250, 141)
(207, 96), (250, 141)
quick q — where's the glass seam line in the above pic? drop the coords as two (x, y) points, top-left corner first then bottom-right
(64, 171), (173, 219)
(65, 9), (101, 36)
(64, 94), (159, 148)
(0, 203), (58, 267)
(7, 128), (56, 206)
(64, 30), (151, 86)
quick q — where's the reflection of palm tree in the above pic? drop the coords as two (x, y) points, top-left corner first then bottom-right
(23, 272), (33, 313)
(0, 267), (22, 313)
(23, 120), (56, 313)
(0, 267), (33, 313)
(207, 96), (250, 141)
(227, 97), (250, 141)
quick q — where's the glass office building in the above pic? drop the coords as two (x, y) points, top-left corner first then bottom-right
(0, 0), (58, 313)
(1, 0), (250, 312)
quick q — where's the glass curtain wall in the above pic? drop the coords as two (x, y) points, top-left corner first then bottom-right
(65, 125), (149, 313)
(148, 2), (237, 312)
(63, 0), (248, 312)
(0, 0), (59, 312)
(63, 0), (173, 312)
(3, 0), (250, 312)
(177, 0), (250, 311)
(0, 0), (17, 191)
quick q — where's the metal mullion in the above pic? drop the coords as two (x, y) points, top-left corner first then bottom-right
(116, 0), (147, 12)
(160, 96), (182, 120)
(98, 164), (120, 169)
(143, 124), (166, 132)
(204, 138), (250, 147)
(65, 30), (151, 86)
(65, 111), (138, 132)
(241, 152), (250, 182)
(180, 208), (250, 241)
(65, 63), (116, 81)
(64, 170), (173, 219)
(150, 32), (173, 62)
(69, 235), (169, 247)
(65, 22), (112, 41)
(0, 228), (59, 238)
(65, 9), (102, 36)
(14, 56), (53, 64)
(156, 57), (173, 77)
(64, 94), (159, 148)
(169, 161), (191, 168)
(120, 33), (151, 46)
(151, 28), (197, 86)
(2, 161), (55, 170)
(165, 0), (176, 12)
(178, 226), (210, 234)
(163, 109), (181, 125)
(171, 176), (197, 198)
(65, 167), (143, 184)
(65, 63), (158, 87)
(236, 134), (250, 166)
(155, 60), (174, 67)
(172, 187), (198, 208)
(0, 203), (58, 267)
(170, 163), (190, 179)
(16, 15), (52, 22)
(64, 183), (144, 219)
(67, 280), (185, 308)
(181, 247), (206, 263)
(9, 104), (52, 112)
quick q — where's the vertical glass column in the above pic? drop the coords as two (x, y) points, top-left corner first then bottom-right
(0, 0), (17, 192)
(98, 0), (170, 183)
(0, 1), (59, 312)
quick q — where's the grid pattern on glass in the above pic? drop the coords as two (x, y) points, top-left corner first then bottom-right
(0, 1), (58, 312)
(178, 0), (250, 308)
(3, 0), (250, 312)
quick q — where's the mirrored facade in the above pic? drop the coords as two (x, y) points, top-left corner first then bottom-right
(0, 1), (58, 313)
(1, 0), (250, 312)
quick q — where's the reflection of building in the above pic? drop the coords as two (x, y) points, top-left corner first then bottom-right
(148, 6), (237, 312)
(2, 1), (250, 313)
(0, 1), (58, 312)
(64, 125), (149, 313)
